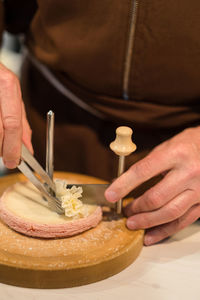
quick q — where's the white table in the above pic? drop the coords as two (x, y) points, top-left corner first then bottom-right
(1, 220), (199, 300)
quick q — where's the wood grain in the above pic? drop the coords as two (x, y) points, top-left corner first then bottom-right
(0, 172), (144, 288)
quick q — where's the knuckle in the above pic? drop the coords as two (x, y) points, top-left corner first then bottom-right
(133, 157), (152, 179)
(3, 116), (21, 131)
(179, 203), (200, 228)
(168, 203), (182, 219)
(188, 163), (200, 179)
(144, 189), (162, 209)
(182, 127), (193, 137)
(172, 143), (191, 160)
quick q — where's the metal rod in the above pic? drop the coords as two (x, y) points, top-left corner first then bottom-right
(116, 155), (125, 214)
(118, 156), (125, 177)
(46, 110), (54, 180)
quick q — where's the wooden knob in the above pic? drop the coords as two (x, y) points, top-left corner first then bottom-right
(110, 126), (137, 156)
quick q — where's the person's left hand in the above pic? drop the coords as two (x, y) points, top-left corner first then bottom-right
(105, 127), (200, 246)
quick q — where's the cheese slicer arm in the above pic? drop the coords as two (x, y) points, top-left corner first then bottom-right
(17, 144), (64, 214)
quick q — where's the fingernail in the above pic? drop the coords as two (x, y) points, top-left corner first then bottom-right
(105, 190), (118, 202)
(4, 160), (18, 169)
(127, 219), (137, 230)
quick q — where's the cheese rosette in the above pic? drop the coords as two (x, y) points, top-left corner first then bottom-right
(55, 179), (88, 218)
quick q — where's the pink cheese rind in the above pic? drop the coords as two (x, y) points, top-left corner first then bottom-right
(0, 190), (102, 238)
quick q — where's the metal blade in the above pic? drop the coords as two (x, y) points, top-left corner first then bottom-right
(18, 161), (64, 214)
(67, 184), (115, 208)
(21, 144), (55, 193)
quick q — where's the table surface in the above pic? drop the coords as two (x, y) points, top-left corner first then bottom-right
(0, 220), (199, 300)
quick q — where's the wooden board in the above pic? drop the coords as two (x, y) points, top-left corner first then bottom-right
(0, 172), (144, 289)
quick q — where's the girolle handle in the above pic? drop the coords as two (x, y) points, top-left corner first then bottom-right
(109, 126), (136, 214)
(110, 126), (136, 156)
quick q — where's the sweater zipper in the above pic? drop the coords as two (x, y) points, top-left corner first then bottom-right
(123, 0), (139, 100)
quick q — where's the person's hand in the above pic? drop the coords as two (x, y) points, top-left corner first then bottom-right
(105, 127), (200, 246)
(0, 63), (33, 168)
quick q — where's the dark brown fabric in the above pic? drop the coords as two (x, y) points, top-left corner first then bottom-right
(24, 0), (200, 130)
(0, 2), (4, 43)
(21, 58), (164, 198)
(130, 0), (200, 103)
(2, 1), (200, 131)
(21, 58), (152, 183)
(4, 0), (37, 34)
(2, 1), (200, 184)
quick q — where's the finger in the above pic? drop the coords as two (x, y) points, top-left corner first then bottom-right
(144, 203), (200, 246)
(0, 110), (3, 156)
(0, 69), (22, 168)
(105, 147), (172, 203)
(124, 169), (189, 216)
(126, 189), (199, 230)
(21, 101), (33, 154)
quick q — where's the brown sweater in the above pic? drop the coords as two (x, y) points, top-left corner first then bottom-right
(2, 0), (200, 131)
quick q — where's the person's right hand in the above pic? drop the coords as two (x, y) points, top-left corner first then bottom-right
(0, 63), (33, 169)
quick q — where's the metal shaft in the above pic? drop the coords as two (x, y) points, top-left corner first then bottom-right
(46, 110), (54, 180)
(116, 155), (125, 214)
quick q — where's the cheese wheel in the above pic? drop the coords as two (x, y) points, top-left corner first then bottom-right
(0, 181), (102, 238)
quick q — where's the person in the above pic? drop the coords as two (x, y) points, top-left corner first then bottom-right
(0, 1), (200, 246)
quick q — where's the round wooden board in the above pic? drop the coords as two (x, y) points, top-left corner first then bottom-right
(0, 172), (144, 289)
